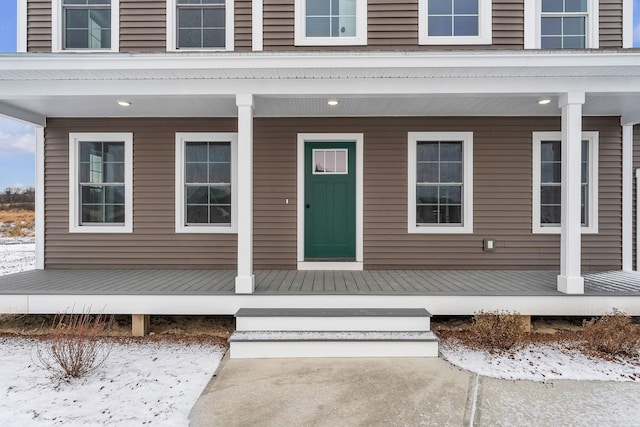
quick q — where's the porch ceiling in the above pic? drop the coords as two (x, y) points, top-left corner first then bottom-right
(1, 50), (640, 124)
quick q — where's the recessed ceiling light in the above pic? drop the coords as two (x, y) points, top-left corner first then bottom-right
(117, 100), (131, 107)
(327, 100), (339, 106)
(538, 98), (551, 105)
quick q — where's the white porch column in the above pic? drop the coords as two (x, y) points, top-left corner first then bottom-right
(557, 92), (585, 294)
(35, 126), (45, 270)
(235, 94), (255, 293)
(622, 124), (633, 271)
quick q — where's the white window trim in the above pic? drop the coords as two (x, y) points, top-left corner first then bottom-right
(52, 0), (120, 53)
(524, 0), (599, 49)
(532, 131), (599, 234)
(166, 0), (235, 52)
(68, 132), (133, 233)
(418, 0), (492, 45)
(408, 131), (474, 234)
(294, 0), (367, 46)
(175, 132), (238, 234)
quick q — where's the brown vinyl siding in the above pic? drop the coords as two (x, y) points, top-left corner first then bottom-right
(235, 0), (253, 51)
(252, 117), (622, 270)
(27, 0), (52, 52)
(263, 0), (524, 51)
(634, 125), (640, 269)
(599, 0), (623, 48)
(120, 0), (167, 52)
(44, 118), (238, 269)
(45, 116), (622, 270)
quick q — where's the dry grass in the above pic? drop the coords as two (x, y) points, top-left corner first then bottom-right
(0, 314), (235, 345)
(0, 209), (35, 237)
(469, 311), (527, 351)
(582, 310), (640, 357)
(34, 312), (114, 381)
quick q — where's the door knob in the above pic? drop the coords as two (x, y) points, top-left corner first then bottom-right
(305, 204), (311, 208)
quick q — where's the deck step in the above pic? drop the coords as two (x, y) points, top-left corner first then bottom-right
(229, 308), (438, 359)
(235, 308), (431, 332)
(229, 331), (439, 358)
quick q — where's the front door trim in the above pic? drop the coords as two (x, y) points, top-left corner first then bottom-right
(297, 133), (363, 270)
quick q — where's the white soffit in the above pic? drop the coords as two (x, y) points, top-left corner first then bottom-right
(1, 51), (640, 119)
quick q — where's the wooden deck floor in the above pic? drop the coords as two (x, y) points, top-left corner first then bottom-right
(0, 269), (638, 296)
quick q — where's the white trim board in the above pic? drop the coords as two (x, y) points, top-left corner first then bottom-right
(17, 0), (27, 53)
(10, 293), (640, 317)
(622, 125), (633, 271)
(252, 0), (263, 51)
(297, 133), (364, 268)
(35, 126), (45, 269)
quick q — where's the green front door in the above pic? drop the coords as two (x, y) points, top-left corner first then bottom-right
(304, 142), (356, 259)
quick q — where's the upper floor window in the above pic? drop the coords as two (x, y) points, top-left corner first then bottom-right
(167, 0), (234, 51)
(175, 133), (238, 233)
(419, 0), (492, 45)
(408, 132), (474, 234)
(532, 131), (598, 234)
(53, 0), (119, 52)
(294, 0), (367, 46)
(524, 0), (598, 49)
(69, 133), (133, 233)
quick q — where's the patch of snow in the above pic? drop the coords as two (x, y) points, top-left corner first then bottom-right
(440, 338), (640, 382)
(0, 337), (224, 426)
(0, 237), (36, 276)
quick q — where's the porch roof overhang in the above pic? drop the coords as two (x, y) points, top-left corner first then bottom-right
(1, 50), (640, 126)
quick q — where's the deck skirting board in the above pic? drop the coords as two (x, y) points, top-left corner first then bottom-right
(9, 293), (640, 317)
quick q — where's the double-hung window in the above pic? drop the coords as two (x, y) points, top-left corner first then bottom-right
(167, 0), (234, 51)
(408, 132), (474, 234)
(294, 0), (367, 46)
(532, 132), (598, 234)
(419, 0), (492, 45)
(54, 0), (119, 51)
(525, 0), (598, 48)
(69, 133), (133, 233)
(175, 133), (238, 233)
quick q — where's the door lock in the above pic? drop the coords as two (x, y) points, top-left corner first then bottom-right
(305, 204), (311, 209)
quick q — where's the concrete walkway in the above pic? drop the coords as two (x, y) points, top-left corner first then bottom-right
(190, 356), (640, 426)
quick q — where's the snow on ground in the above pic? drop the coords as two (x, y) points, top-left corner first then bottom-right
(0, 237), (35, 276)
(2, 235), (640, 424)
(0, 336), (224, 426)
(440, 338), (640, 383)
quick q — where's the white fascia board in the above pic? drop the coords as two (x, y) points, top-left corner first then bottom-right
(3, 76), (640, 99)
(3, 51), (640, 72)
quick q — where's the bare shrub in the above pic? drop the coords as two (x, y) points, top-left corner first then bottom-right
(470, 310), (526, 351)
(582, 309), (640, 357)
(34, 311), (114, 381)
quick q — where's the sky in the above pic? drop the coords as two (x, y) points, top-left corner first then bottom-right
(0, 1), (639, 190)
